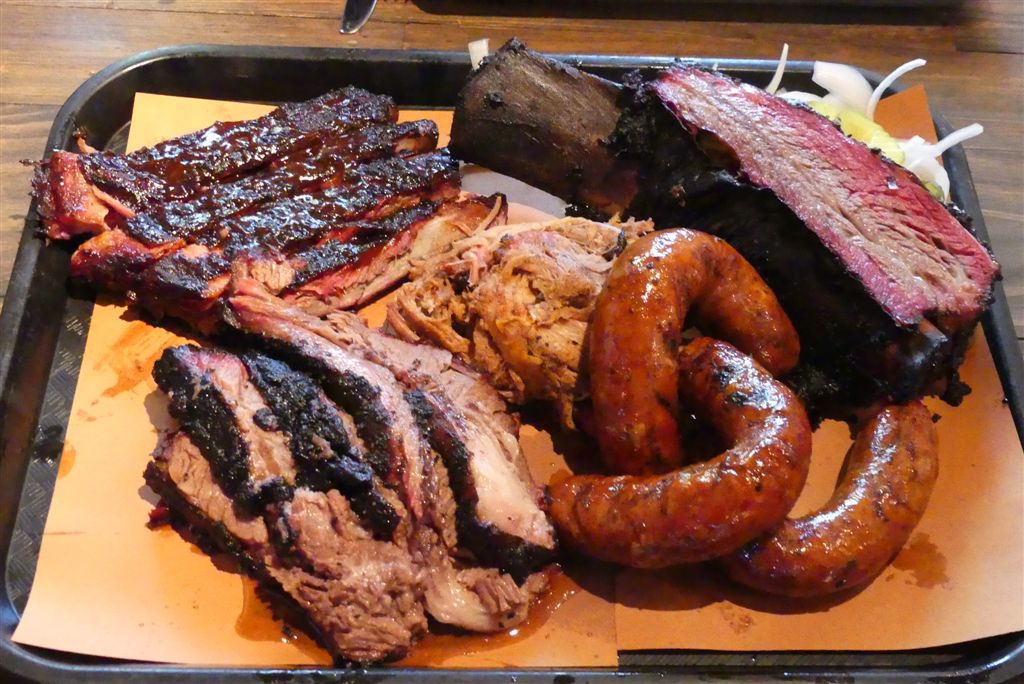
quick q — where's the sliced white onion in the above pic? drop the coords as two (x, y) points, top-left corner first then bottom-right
(901, 124), (985, 167)
(930, 123), (985, 157)
(778, 90), (822, 104)
(903, 153), (950, 200)
(900, 135), (932, 168)
(468, 39), (490, 70)
(812, 61), (873, 114)
(899, 125), (983, 201)
(765, 43), (789, 95)
(866, 58), (926, 120)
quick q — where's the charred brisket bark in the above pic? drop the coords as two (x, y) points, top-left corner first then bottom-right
(239, 351), (402, 539)
(144, 432), (425, 663)
(153, 346), (297, 510)
(450, 39), (1001, 416)
(222, 281), (555, 630)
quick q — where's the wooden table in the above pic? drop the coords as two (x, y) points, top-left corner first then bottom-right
(1, 0), (1021, 354)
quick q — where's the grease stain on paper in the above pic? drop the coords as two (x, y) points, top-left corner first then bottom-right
(891, 533), (950, 589)
(57, 446), (76, 479)
(717, 603), (755, 634)
(235, 576), (327, 662)
(96, 322), (170, 398)
(399, 569), (578, 667)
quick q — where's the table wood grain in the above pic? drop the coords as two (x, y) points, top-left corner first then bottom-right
(1, 0), (1021, 356)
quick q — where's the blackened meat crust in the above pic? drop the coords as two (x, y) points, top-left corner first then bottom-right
(239, 351), (401, 538)
(153, 345), (296, 510)
(405, 389), (555, 582)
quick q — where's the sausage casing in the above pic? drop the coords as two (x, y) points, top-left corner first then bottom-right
(589, 229), (800, 474)
(549, 338), (811, 568)
(722, 401), (939, 596)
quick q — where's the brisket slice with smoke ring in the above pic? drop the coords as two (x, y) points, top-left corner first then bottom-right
(449, 40), (1001, 415)
(221, 283), (552, 631)
(35, 87), (397, 239)
(144, 432), (426, 663)
(620, 67), (999, 410)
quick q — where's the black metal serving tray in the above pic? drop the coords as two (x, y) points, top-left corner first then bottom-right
(1, 44), (1022, 684)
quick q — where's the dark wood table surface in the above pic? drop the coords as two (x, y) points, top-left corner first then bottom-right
(1, 0), (1021, 353)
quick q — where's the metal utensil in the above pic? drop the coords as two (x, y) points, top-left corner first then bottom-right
(339, 0), (377, 34)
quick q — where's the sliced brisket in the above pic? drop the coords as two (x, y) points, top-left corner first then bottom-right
(145, 433), (425, 663)
(316, 308), (557, 580)
(153, 345), (297, 510)
(448, 40), (1001, 414)
(623, 66), (999, 411)
(222, 282), (555, 630)
(648, 66), (997, 329)
(221, 285), (436, 524)
(238, 351), (403, 539)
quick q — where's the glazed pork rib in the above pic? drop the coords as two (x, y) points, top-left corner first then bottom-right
(36, 87), (397, 239)
(68, 150), (468, 327)
(120, 119), (439, 247)
(35, 88), (504, 324)
(450, 40), (1001, 416)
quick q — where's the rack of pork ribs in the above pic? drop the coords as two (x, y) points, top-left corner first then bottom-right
(33, 87), (505, 329)
(145, 280), (557, 664)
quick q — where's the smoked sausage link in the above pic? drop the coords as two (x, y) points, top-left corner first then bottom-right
(549, 338), (812, 568)
(722, 401), (939, 596)
(588, 229), (800, 474)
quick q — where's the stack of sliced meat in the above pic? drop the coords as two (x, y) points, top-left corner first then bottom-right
(34, 87), (506, 328)
(145, 280), (556, 663)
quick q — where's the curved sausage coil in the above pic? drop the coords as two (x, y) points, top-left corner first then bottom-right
(588, 229), (800, 475)
(550, 226), (941, 596)
(722, 401), (939, 596)
(549, 337), (812, 568)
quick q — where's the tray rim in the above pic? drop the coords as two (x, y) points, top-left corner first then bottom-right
(0, 43), (1021, 684)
